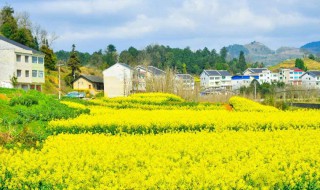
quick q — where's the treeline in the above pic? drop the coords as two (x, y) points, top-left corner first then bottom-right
(56, 44), (266, 75)
(0, 5), (57, 70)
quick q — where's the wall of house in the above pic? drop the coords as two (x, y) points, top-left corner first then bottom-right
(73, 78), (93, 90)
(0, 49), (15, 87)
(0, 40), (45, 90)
(103, 63), (133, 97)
(301, 74), (320, 89)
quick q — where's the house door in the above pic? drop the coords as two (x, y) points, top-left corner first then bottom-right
(89, 85), (91, 89)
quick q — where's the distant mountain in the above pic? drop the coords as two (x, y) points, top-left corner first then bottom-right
(226, 41), (304, 66)
(300, 41), (320, 55)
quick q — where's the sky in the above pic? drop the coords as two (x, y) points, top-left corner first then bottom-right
(2, 0), (320, 53)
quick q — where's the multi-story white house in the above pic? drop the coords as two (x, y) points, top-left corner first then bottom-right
(103, 62), (133, 97)
(175, 74), (195, 90)
(231, 75), (257, 90)
(243, 68), (278, 84)
(0, 35), (45, 91)
(300, 71), (320, 89)
(278, 68), (304, 85)
(133, 65), (166, 92)
(200, 70), (232, 89)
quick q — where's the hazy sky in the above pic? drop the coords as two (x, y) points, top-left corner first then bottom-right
(3, 0), (320, 53)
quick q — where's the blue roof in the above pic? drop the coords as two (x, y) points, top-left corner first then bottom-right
(231, 75), (259, 80)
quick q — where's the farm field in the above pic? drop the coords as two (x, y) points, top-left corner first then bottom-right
(1, 90), (320, 189)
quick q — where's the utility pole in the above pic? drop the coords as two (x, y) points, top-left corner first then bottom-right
(254, 80), (257, 100)
(57, 61), (64, 100)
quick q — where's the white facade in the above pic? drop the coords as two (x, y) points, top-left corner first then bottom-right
(103, 63), (133, 97)
(200, 70), (232, 89)
(231, 76), (255, 90)
(244, 68), (278, 84)
(300, 71), (320, 89)
(0, 36), (45, 90)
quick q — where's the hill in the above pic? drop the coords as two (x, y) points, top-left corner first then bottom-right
(268, 58), (320, 72)
(43, 66), (103, 95)
(226, 41), (304, 66)
(301, 41), (320, 55)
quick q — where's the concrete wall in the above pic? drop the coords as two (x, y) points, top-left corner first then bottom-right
(103, 63), (133, 97)
(0, 39), (45, 89)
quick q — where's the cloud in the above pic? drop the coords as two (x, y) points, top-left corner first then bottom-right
(19, 0), (144, 15)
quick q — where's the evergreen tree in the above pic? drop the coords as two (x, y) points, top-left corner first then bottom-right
(219, 47), (228, 63)
(295, 58), (306, 71)
(67, 44), (81, 78)
(40, 42), (56, 70)
(237, 51), (247, 72)
(0, 5), (18, 39)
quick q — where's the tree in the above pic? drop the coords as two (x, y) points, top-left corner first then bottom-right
(295, 58), (306, 71)
(40, 43), (56, 70)
(219, 47), (227, 63)
(0, 5), (18, 39)
(237, 51), (247, 72)
(67, 44), (81, 78)
(308, 54), (315, 60)
(104, 44), (118, 67)
(13, 28), (36, 48)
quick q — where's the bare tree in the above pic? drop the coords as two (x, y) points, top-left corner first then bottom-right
(15, 11), (32, 29)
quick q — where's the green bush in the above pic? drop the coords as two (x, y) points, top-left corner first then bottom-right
(9, 94), (39, 107)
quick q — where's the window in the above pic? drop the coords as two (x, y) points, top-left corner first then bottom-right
(299, 72), (302, 74)
(16, 55), (21, 62)
(32, 56), (37, 63)
(290, 72), (293, 74)
(38, 57), (44, 64)
(17, 70), (21, 77)
(25, 56), (29, 63)
(215, 77), (220, 80)
(222, 76), (226, 79)
(38, 70), (44, 78)
(210, 77), (214, 80)
(32, 70), (37, 77)
(25, 70), (29, 77)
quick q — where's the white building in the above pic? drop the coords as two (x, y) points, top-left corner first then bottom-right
(231, 75), (256, 90)
(243, 68), (279, 84)
(0, 35), (45, 91)
(300, 71), (320, 89)
(103, 63), (133, 97)
(133, 65), (166, 92)
(175, 74), (195, 90)
(278, 68), (304, 85)
(200, 70), (232, 89)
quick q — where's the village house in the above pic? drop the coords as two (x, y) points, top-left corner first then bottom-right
(231, 75), (257, 91)
(278, 68), (304, 85)
(103, 63), (133, 97)
(200, 70), (232, 90)
(72, 74), (104, 94)
(300, 71), (320, 89)
(133, 65), (166, 92)
(175, 74), (195, 90)
(243, 68), (278, 84)
(0, 35), (45, 91)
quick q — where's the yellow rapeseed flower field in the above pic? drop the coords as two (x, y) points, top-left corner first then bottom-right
(2, 93), (320, 188)
(0, 130), (320, 189)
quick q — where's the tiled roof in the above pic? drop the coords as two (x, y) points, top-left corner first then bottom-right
(0, 35), (43, 55)
(80, 75), (103, 83)
(116, 62), (133, 70)
(308, 70), (320, 77)
(176, 74), (193, 80)
(147, 66), (165, 75)
(247, 68), (268, 73)
(204, 70), (231, 76)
